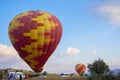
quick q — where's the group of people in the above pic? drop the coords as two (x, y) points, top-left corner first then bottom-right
(7, 72), (22, 80)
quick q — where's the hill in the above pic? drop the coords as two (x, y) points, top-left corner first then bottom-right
(110, 68), (120, 75)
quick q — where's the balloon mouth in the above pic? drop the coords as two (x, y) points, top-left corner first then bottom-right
(34, 67), (43, 73)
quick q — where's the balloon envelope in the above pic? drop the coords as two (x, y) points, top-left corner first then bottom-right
(75, 63), (86, 75)
(8, 10), (62, 72)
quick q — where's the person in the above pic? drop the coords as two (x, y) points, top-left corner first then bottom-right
(0, 74), (2, 80)
(19, 74), (22, 80)
(13, 72), (17, 80)
(8, 73), (13, 80)
(7, 73), (11, 80)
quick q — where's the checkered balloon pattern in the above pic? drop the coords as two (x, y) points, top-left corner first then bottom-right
(8, 10), (62, 72)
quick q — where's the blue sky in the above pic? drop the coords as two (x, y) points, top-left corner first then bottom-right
(0, 0), (120, 73)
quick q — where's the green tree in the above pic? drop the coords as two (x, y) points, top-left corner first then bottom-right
(87, 58), (110, 76)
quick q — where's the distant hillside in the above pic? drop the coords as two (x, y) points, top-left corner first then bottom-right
(85, 68), (120, 76)
(110, 69), (120, 75)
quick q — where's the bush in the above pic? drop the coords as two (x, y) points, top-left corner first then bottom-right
(88, 73), (120, 80)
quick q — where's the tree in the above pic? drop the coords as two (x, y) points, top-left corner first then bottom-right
(87, 58), (110, 76)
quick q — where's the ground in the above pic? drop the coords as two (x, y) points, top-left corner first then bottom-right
(0, 69), (87, 80)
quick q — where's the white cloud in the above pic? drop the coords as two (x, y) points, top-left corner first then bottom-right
(44, 54), (78, 73)
(66, 47), (80, 55)
(0, 44), (80, 73)
(88, 46), (97, 55)
(92, 49), (97, 54)
(96, 3), (120, 26)
(0, 44), (78, 73)
(0, 44), (31, 70)
(0, 44), (17, 56)
(43, 47), (81, 73)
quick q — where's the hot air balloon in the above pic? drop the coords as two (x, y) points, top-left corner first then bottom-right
(8, 10), (62, 73)
(75, 63), (86, 76)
